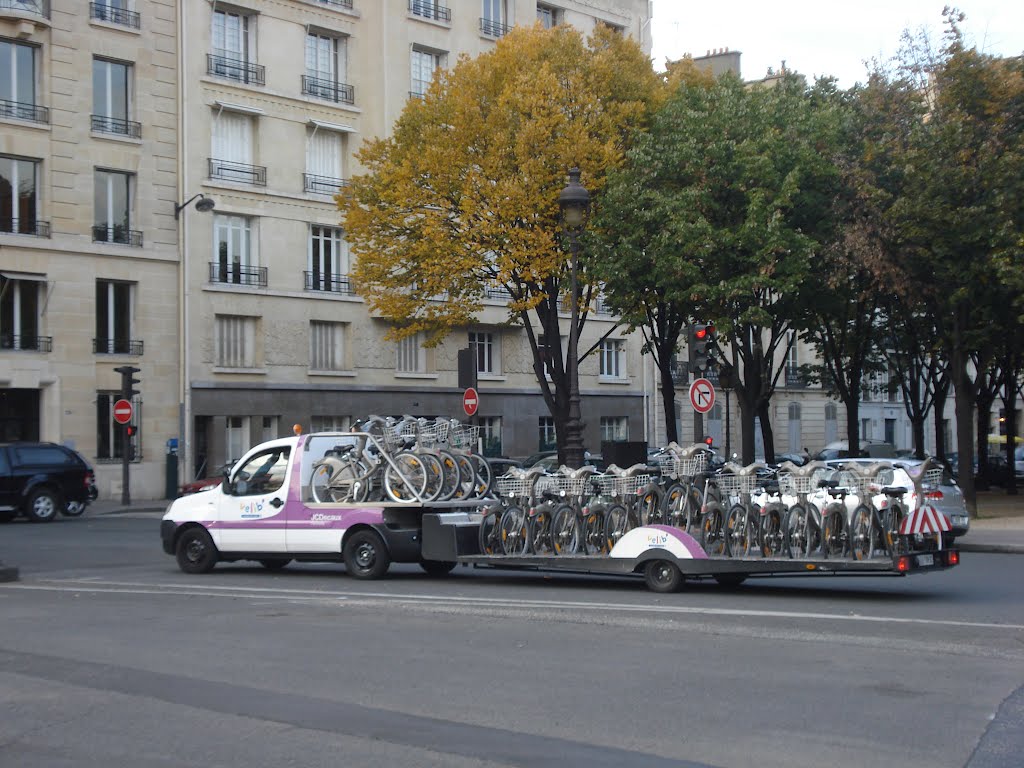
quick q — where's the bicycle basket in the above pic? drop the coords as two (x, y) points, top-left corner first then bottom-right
(450, 424), (480, 450)
(675, 453), (707, 478)
(715, 473), (758, 495)
(923, 468), (944, 489)
(595, 473), (650, 497)
(537, 475), (590, 497)
(381, 423), (404, 448)
(777, 473), (819, 495)
(496, 474), (532, 498)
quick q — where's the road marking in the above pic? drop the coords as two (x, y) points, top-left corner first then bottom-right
(6, 578), (1024, 632)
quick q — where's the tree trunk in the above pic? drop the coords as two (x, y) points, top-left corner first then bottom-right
(951, 314), (976, 516)
(736, 387), (758, 464)
(976, 402), (993, 490)
(934, 378), (950, 459)
(844, 395), (860, 455)
(660, 364), (679, 445)
(757, 401), (775, 464)
(911, 418), (927, 460)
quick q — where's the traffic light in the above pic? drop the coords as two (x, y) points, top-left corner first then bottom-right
(114, 365), (141, 399)
(689, 323), (712, 373)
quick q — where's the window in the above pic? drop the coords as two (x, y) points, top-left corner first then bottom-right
(225, 416), (249, 463)
(310, 320), (346, 371)
(410, 48), (441, 98)
(469, 331), (499, 375)
(97, 391), (140, 461)
(537, 333), (563, 379)
(785, 330), (800, 385)
(311, 415), (350, 432)
(260, 416), (278, 443)
(210, 111), (261, 184)
(481, 0), (508, 35)
(410, 0), (450, 22)
(212, 214), (262, 285)
(307, 225), (351, 292)
(210, 10), (262, 85)
(92, 58), (138, 137)
(0, 39), (45, 123)
(0, 154), (42, 235)
(599, 339), (624, 379)
(884, 418), (897, 446)
(90, 0), (141, 30)
(94, 169), (139, 245)
(95, 280), (135, 354)
(536, 4), (560, 28)
(538, 417), (556, 451)
(305, 128), (346, 194)
(396, 333), (426, 373)
(231, 446), (291, 496)
(0, 275), (44, 351)
(215, 315), (257, 368)
(478, 416), (502, 457)
(303, 32), (351, 104)
(600, 416), (628, 442)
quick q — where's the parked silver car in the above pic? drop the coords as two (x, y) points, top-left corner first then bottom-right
(824, 458), (969, 541)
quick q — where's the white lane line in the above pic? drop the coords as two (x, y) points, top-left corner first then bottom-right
(6, 579), (1024, 632)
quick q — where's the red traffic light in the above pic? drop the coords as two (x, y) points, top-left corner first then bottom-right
(126, 426), (135, 437)
(695, 327), (708, 340)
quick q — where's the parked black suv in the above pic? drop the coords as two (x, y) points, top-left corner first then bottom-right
(0, 443), (98, 523)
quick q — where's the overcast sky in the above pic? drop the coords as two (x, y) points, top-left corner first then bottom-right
(649, 1), (1024, 87)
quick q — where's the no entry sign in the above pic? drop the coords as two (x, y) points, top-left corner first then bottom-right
(113, 398), (134, 425)
(688, 378), (715, 414)
(463, 387), (479, 417)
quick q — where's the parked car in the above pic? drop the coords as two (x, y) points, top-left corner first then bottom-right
(526, 451), (604, 472)
(0, 442), (98, 523)
(814, 440), (897, 461)
(823, 457), (969, 542)
(179, 461), (234, 496)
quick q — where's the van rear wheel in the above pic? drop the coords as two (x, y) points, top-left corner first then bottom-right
(343, 530), (391, 579)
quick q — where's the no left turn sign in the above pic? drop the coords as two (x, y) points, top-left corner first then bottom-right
(689, 378), (715, 414)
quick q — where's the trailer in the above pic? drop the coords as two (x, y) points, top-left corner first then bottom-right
(160, 432), (959, 592)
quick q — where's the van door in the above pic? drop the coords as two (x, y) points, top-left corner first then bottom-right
(216, 446), (291, 553)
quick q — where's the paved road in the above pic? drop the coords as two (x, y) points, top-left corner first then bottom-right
(1, 515), (1022, 768)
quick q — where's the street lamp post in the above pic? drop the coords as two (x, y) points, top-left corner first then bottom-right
(558, 168), (590, 469)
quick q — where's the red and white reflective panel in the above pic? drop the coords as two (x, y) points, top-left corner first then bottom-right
(899, 504), (952, 535)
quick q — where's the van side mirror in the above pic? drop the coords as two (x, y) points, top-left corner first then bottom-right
(221, 468), (234, 495)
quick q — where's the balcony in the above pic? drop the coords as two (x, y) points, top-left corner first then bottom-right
(89, 2), (139, 29)
(312, 0), (352, 9)
(410, 1), (450, 22)
(209, 262), (268, 288)
(305, 271), (355, 295)
(91, 114), (141, 139)
(0, 218), (50, 237)
(208, 158), (267, 186)
(92, 225), (143, 247)
(303, 173), (349, 196)
(93, 338), (144, 355)
(207, 54), (265, 86)
(669, 359), (689, 386)
(0, 0), (49, 19)
(0, 99), (49, 124)
(301, 74), (354, 105)
(484, 286), (512, 302)
(784, 364), (805, 388)
(594, 294), (615, 315)
(1, 334), (52, 352)
(479, 17), (510, 37)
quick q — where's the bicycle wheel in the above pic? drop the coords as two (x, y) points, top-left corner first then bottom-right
(682, 486), (704, 535)
(417, 452), (445, 502)
(663, 483), (686, 527)
(310, 462), (336, 503)
(499, 505), (529, 555)
(822, 504), (849, 559)
(436, 450), (460, 501)
(883, 503), (909, 555)
(700, 503), (726, 556)
(639, 489), (663, 526)
(603, 503), (638, 551)
(759, 503), (785, 558)
(383, 452), (428, 503)
(471, 454), (493, 497)
(478, 506), (502, 555)
(784, 504), (808, 558)
(529, 506), (554, 555)
(725, 504), (753, 558)
(451, 454), (476, 500)
(850, 504), (877, 560)
(583, 507), (607, 554)
(550, 504), (581, 556)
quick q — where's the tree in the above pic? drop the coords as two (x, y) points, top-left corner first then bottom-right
(339, 25), (660, 465)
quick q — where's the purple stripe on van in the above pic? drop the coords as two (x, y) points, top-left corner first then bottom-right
(646, 525), (709, 559)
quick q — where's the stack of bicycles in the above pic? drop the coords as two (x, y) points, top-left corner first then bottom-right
(309, 414), (494, 505)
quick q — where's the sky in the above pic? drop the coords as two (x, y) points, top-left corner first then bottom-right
(649, 1), (1024, 88)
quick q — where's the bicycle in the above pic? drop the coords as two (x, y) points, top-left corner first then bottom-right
(778, 461), (829, 557)
(721, 462), (769, 558)
(654, 443), (710, 534)
(595, 465), (650, 551)
(548, 466), (603, 555)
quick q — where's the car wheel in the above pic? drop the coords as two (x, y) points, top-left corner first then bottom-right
(175, 527), (219, 574)
(63, 501), (87, 517)
(26, 488), (60, 523)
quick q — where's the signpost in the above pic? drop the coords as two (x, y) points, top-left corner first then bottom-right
(463, 387), (479, 417)
(113, 398), (134, 425)
(689, 378), (715, 414)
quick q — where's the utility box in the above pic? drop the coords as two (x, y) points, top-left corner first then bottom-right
(165, 439), (179, 499)
(601, 441), (648, 469)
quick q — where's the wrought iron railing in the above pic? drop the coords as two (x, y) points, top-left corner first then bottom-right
(92, 225), (143, 246)
(669, 359), (689, 385)
(208, 158), (267, 186)
(209, 262), (268, 287)
(0, 0), (49, 19)
(484, 286), (512, 301)
(207, 53), (265, 86)
(409, 0), (450, 22)
(89, 2), (139, 28)
(408, 91), (427, 100)
(313, 0), (352, 9)
(301, 74), (354, 105)
(1, 334), (52, 352)
(91, 114), (142, 138)
(0, 98), (49, 124)
(303, 173), (349, 196)
(0, 218), (50, 237)
(93, 338), (144, 355)
(479, 17), (510, 37)
(304, 271), (355, 295)
(785, 365), (805, 387)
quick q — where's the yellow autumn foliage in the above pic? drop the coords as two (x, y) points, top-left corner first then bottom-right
(339, 23), (660, 344)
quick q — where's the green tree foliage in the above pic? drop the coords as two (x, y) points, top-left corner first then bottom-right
(339, 24), (659, 462)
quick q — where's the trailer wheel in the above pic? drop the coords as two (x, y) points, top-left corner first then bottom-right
(419, 560), (457, 577)
(713, 573), (748, 588)
(343, 530), (391, 579)
(644, 560), (683, 593)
